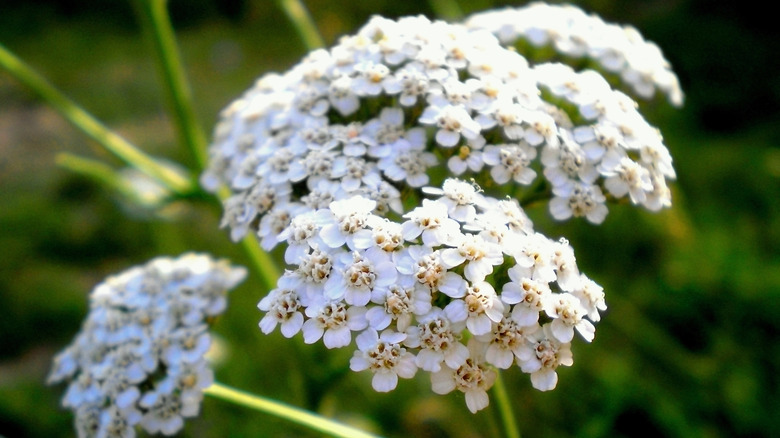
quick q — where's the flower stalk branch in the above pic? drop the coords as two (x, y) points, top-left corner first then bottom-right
(132, 0), (209, 170)
(0, 43), (194, 195)
(275, 0), (325, 50)
(492, 371), (521, 438)
(204, 382), (382, 438)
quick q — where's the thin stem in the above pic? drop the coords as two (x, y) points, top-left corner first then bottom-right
(0, 43), (193, 195)
(56, 153), (126, 193)
(133, 0), (209, 170)
(204, 382), (382, 438)
(427, 0), (463, 20)
(132, 1), (283, 289)
(275, 0), (325, 50)
(492, 371), (521, 438)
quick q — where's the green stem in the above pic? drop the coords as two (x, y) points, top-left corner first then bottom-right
(275, 0), (325, 50)
(492, 371), (521, 438)
(0, 43), (193, 195)
(56, 153), (126, 193)
(132, 1), (283, 289)
(133, 0), (209, 170)
(427, 0), (463, 20)
(204, 382), (382, 438)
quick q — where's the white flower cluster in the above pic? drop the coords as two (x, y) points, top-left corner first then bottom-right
(48, 254), (247, 437)
(258, 179), (607, 412)
(466, 2), (684, 107)
(202, 4), (678, 237)
(200, 3), (678, 413)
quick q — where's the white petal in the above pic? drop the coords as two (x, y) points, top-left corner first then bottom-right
(430, 370), (456, 394)
(465, 389), (489, 413)
(550, 319), (574, 343)
(350, 356), (370, 372)
(372, 372), (399, 392)
(280, 313), (304, 338)
(323, 327), (352, 349)
(258, 315), (278, 335)
(466, 314), (492, 336)
(530, 369), (558, 391)
(416, 349), (443, 372)
(576, 319), (596, 342)
(436, 129), (461, 147)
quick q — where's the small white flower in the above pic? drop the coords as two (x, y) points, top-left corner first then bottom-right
(396, 246), (467, 297)
(603, 157), (653, 205)
(501, 270), (551, 326)
(544, 293), (595, 343)
(572, 275), (607, 322)
(422, 178), (486, 223)
(317, 196), (377, 250)
(366, 275), (432, 332)
(549, 182), (608, 224)
(324, 248), (398, 306)
(482, 143), (538, 185)
(329, 75), (360, 116)
(419, 103), (482, 147)
(518, 324), (574, 391)
(478, 314), (539, 369)
(139, 381), (195, 436)
(401, 199), (461, 247)
(444, 281), (504, 336)
(302, 300), (367, 348)
(377, 140), (437, 187)
(430, 339), (496, 413)
(258, 274), (305, 338)
(405, 308), (469, 373)
(350, 328), (417, 392)
(440, 233), (504, 282)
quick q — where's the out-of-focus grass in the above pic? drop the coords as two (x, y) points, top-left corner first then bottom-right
(1, 1), (778, 437)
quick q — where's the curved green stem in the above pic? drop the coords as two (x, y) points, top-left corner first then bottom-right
(131, 1), (283, 288)
(56, 153), (126, 193)
(0, 43), (193, 195)
(275, 0), (325, 50)
(492, 371), (521, 438)
(133, 0), (209, 170)
(204, 382), (382, 438)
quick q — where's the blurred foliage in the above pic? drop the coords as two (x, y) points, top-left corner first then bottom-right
(0, 0), (777, 437)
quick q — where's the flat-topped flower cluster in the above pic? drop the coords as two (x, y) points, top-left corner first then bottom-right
(48, 254), (246, 437)
(200, 3), (679, 413)
(259, 179), (606, 412)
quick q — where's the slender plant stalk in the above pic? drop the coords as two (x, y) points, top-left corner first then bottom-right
(275, 0), (325, 50)
(132, 0), (283, 288)
(0, 43), (193, 195)
(492, 371), (521, 438)
(133, 0), (209, 170)
(56, 153), (127, 193)
(204, 382), (382, 438)
(428, 0), (463, 20)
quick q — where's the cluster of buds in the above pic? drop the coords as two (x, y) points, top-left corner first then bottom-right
(48, 254), (246, 437)
(200, 3), (678, 413)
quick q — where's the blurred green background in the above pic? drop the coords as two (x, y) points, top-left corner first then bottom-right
(1, 0), (778, 437)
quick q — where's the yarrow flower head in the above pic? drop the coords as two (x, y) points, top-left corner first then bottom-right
(48, 254), (247, 437)
(203, 3), (681, 413)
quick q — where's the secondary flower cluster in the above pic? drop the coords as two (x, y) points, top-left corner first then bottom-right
(200, 2), (678, 413)
(258, 179), (606, 412)
(466, 2), (684, 107)
(48, 254), (247, 437)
